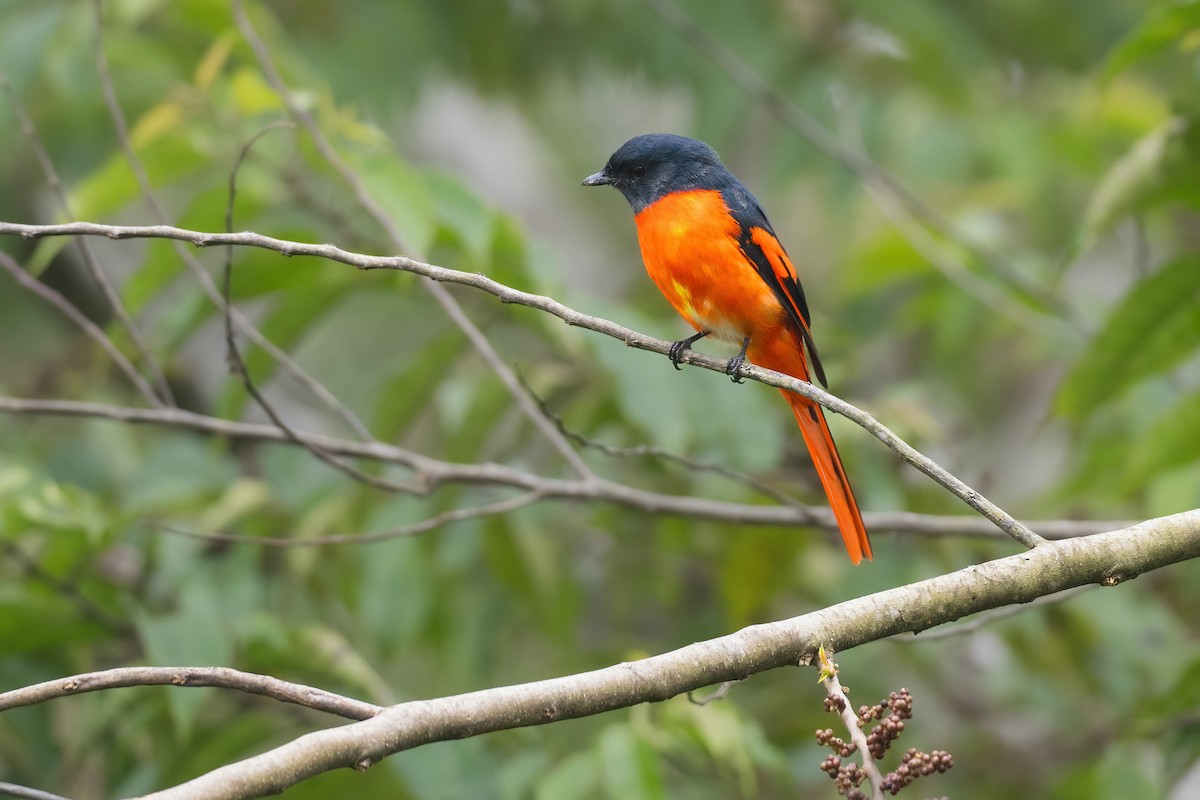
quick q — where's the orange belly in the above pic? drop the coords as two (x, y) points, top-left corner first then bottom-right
(634, 189), (787, 344)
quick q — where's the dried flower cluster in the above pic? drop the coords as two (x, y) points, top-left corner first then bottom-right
(816, 687), (953, 798)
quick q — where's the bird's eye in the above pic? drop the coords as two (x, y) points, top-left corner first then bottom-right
(632, 165), (647, 177)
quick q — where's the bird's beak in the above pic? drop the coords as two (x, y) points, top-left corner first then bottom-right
(581, 170), (611, 187)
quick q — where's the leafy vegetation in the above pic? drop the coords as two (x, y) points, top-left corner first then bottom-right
(1, 1), (1198, 797)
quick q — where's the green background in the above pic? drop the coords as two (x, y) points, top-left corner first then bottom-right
(1, 0), (1199, 797)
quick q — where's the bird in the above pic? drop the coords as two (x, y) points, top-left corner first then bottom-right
(582, 133), (872, 564)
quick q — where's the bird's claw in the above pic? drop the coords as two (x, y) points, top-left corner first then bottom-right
(668, 339), (689, 370)
(725, 353), (747, 383)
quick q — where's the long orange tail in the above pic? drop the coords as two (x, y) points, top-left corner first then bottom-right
(751, 337), (872, 564)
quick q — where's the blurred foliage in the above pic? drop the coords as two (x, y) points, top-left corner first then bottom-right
(1, 0), (1199, 798)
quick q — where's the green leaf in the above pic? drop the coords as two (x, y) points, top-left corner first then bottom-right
(0, 592), (107, 653)
(1102, 1), (1200, 81)
(1081, 117), (1200, 243)
(123, 435), (240, 513)
(69, 133), (207, 220)
(372, 333), (467, 441)
(1130, 396), (1200, 484)
(135, 581), (234, 736)
(427, 171), (494, 265)
(1058, 254), (1200, 418)
(342, 148), (436, 257)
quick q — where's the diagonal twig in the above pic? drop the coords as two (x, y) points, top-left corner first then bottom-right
(230, 0), (594, 479)
(0, 251), (159, 403)
(0, 72), (171, 407)
(516, 369), (808, 509)
(217, 125), (422, 494)
(87, 0), (373, 439)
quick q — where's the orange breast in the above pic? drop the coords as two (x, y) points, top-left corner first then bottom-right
(634, 189), (786, 343)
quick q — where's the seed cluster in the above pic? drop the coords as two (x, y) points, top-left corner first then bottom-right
(815, 687), (953, 798)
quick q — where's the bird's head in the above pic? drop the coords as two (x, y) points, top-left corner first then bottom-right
(582, 133), (725, 213)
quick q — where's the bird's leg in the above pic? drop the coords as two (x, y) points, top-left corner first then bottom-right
(668, 329), (711, 370)
(726, 337), (751, 383)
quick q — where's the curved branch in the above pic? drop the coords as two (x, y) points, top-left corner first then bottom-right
(0, 783), (72, 800)
(131, 509), (1200, 799)
(0, 666), (381, 721)
(0, 395), (1130, 540)
(0, 221), (1041, 547)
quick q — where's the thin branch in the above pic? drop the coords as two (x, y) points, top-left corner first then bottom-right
(0, 222), (1044, 547)
(215, 125), (420, 494)
(155, 490), (542, 546)
(0, 395), (1133, 540)
(0, 783), (72, 800)
(130, 509), (1200, 799)
(820, 651), (884, 800)
(686, 680), (740, 706)
(0, 251), (159, 404)
(517, 370), (806, 509)
(87, 0), (372, 440)
(230, 0), (594, 479)
(0, 666), (381, 721)
(0, 72), (171, 406)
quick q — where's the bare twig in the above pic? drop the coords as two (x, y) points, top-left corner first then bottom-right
(0, 72), (171, 406)
(230, 0), (594, 479)
(129, 509), (1200, 799)
(686, 680), (740, 705)
(0, 666), (381, 721)
(215, 124), (419, 493)
(155, 490), (542, 546)
(0, 395), (1136, 540)
(819, 648), (885, 800)
(517, 370), (806, 509)
(0, 251), (159, 403)
(0, 221), (1044, 547)
(87, 0), (372, 439)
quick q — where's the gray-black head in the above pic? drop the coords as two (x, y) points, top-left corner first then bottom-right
(582, 133), (730, 213)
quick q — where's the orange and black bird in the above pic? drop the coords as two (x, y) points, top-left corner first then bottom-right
(583, 133), (872, 564)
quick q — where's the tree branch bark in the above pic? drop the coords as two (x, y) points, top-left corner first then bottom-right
(128, 509), (1199, 799)
(0, 396), (1133, 541)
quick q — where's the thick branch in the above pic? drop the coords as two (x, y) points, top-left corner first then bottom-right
(0, 396), (1132, 540)
(131, 509), (1200, 799)
(0, 221), (1041, 547)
